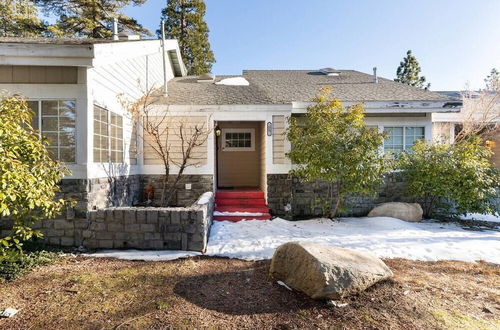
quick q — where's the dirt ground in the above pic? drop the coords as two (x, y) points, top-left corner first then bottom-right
(0, 256), (499, 329)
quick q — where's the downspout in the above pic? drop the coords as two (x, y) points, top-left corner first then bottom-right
(161, 20), (168, 96)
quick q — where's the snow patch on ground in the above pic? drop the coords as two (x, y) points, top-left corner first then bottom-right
(460, 213), (500, 223)
(205, 217), (500, 263)
(85, 249), (201, 261)
(83, 216), (500, 264)
(196, 192), (213, 205)
(215, 77), (250, 86)
(213, 211), (263, 216)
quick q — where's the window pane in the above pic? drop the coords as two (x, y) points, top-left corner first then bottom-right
(59, 100), (76, 119)
(43, 132), (58, 146)
(41, 101), (58, 115)
(60, 147), (75, 163)
(42, 117), (58, 131)
(59, 132), (75, 147)
(93, 149), (101, 163)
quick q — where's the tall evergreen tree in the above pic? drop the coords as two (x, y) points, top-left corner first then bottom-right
(0, 0), (45, 37)
(394, 50), (430, 89)
(159, 0), (215, 75)
(484, 68), (499, 91)
(35, 0), (151, 38)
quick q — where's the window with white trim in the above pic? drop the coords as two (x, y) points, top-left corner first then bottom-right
(221, 128), (255, 151)
(27, 100), (76, 163)
(93, 105), (123, 163)
(383, 126), (425, 154)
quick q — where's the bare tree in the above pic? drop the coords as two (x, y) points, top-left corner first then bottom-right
(124, 88), (211, 206)
(455, 72), (500, 142)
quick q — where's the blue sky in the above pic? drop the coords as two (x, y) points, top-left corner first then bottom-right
(125, 0), (500, 91)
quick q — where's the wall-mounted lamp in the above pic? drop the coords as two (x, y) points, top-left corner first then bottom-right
(214, 124), (221, 137)
(267, 122), (273, 136)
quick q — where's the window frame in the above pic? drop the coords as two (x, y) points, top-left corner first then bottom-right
(383, 126), (425, 154)
(221, 128), (255, 152)
(28, 99), (77, 164)
(93, 105), (124, 164)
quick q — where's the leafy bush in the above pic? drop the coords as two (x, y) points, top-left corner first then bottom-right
(286, 87), (390, 217)
(398, 138), (500, 218)
(0, 95), (70, 253)
(0, 249), (61, 282)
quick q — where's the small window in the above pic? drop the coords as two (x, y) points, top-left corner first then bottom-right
(384, 126), (425, 154)
(221, 128), (255, 151)
(93, 105), (123, 163)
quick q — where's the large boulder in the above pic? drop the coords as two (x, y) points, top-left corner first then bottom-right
(269, 242), (393, 300)
(367, 202), (423, 222)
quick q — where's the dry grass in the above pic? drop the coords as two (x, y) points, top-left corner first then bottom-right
(0, 256), (499, 329)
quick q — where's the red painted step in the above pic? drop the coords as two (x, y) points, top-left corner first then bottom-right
(215, 190), (264, 200)
(215, 205), (269, 213)
(215, 198), (266, 206)
(213, 214), (272, 222)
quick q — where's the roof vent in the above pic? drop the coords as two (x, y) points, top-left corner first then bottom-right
(319, 68), (341, 76)
(197, 73), (215, 83)
(373, 67), (378, 83)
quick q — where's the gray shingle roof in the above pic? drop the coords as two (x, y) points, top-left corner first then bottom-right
(0, 37), (155, 45)
(158, 70), (451, 105)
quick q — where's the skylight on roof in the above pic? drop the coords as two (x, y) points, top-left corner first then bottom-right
(319, 68), (341, 76)
(215, 77), (249, 86)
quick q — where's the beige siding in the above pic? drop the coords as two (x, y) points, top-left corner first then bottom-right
(0, 65), (78, 84)
(143, 116), (208, 166)
(272, 115), (285, 164)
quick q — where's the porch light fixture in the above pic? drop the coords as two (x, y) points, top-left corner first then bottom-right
(267, 122), (273, 136)
(214, 124), (222, 137)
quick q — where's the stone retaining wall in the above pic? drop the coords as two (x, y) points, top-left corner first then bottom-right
(85, 192), (214, 251)
(267, 172), (413, 219)
(33, 192), (214, 251)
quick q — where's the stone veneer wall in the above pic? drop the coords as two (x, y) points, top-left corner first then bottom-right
(140, 175), (214, 207)
(28, 192), (214, 251)
(1, 175), (214, 250)
(267, 173), (412, 219)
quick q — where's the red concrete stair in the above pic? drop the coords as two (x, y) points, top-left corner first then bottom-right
(214, 189), (272, 222)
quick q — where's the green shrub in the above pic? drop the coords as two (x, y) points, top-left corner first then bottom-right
(286, 87), (390, 217)
(398, 137), (500, 218)
(0, 94), (71, 253)
(0, 249), (60, 282)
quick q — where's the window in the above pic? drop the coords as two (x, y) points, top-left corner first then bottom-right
(27, 100), (76, 163)
(110, 112), (123, 163)
(221, 129), (255, 151)
(384, 126), (425, 154)
(93, 105), (123, 163)
(93, 106), (109, 163)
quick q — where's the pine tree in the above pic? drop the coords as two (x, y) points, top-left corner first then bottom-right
(394, 50), (430, 89)
(159, 0), (215, 75)
(0, 0), (45, 37)
(35, 0), (151, 38)
(484, 68), (499, 91)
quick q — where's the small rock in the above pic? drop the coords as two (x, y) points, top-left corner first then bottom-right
(277, 280), (292, 291)
(0, 308), (19, 318)
(482, 307), (493, 314)
(326, 300), (349, 308)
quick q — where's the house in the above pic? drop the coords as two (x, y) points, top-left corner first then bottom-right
(433, 91), (499, 167)
(0, 37), (462, 248)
